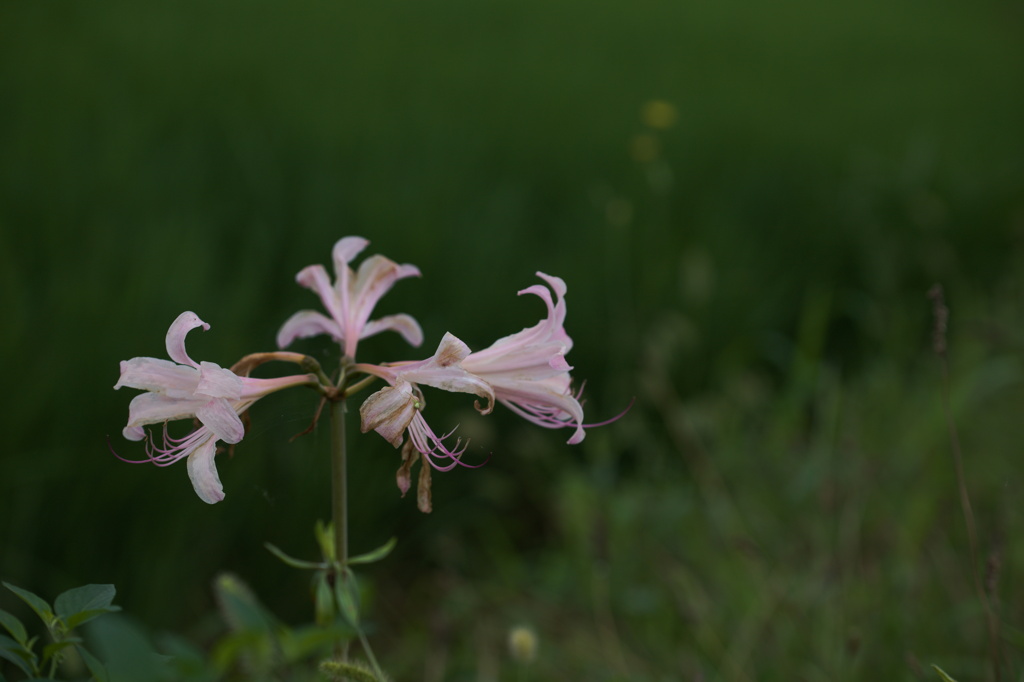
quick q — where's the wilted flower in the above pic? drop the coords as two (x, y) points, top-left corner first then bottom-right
(462, 272), (588, 444)
(277, 236), (423, 360)
(356, 333), (494, 470)
(114, 312), (316, 503)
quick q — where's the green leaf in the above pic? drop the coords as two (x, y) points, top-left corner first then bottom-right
(65, 607), (121, 631)
(41, 638), (80, 666)
(77, 644), (109, 682)
(2, 583), (53, 627)
(333, 570), (360, 628)
(0, 634), (36, 678)
(280, 623), (354, 660)
(347, 538), (397, 566)
(314, 573), (335, 627)
(214, 574), (273, 634)
(54, 584), (116, 621)
(86, 613), (172, 682)
(931, 664), (959, 682)
(264, 542), (326, 570)
(0, 609), (27, 645)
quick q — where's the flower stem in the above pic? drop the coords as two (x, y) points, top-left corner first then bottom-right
(330, 398), (349, 565)
(330, 396), (350, 660)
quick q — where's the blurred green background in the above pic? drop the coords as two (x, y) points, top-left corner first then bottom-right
(3, 0), (1024, 679)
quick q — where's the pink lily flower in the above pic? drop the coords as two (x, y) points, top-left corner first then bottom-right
(461, 272), (587, 444)
(356, 332), (495, 470)
(114, 312), (316, 504)
(277, 236), (423, 360)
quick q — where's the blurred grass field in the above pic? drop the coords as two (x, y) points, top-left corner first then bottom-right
(2, 0), (1024, 679)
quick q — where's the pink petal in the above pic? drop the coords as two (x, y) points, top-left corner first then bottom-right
(196, 361), (244, 400)
(352, 257), (421, 322)
(332, 236), (370, 268)
(238, 373), (319, 400)
(295, 264), (345, 333)
(533, 272), (567, 298)
(361, 313), (424, 348)
(165, 312), (209, 368)
(359, 382), (418, 447)
(186, 437), (225, 504)
(566, 425), (585, 444)
(122, 425), (146, 441)
(380, 333), (496, 412)
(114, 357), (200, 395)
(346, 255), (421, 357)
(195, 398), (246, 444)
(276, 310), (343, 349)
(549, 353), (572, 372)
(125, 392), (209, 431)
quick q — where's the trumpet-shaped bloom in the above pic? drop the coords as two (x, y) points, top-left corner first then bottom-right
(277, 236), (423, 359)
(462, 272), (587, 444)
(115, 312), (315, 503)
(357, 333), (495, 469)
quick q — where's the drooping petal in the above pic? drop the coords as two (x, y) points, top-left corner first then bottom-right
(276, 310), (343, 348)
(186, 437), (224, 504)
(195, 397), (246, 444)
(360, 382), (418, 447)
(165, 312), (209, 368)
(396, 441), (418, 496)
(125, 392), (210, 431)
(417, 456), (432, 513)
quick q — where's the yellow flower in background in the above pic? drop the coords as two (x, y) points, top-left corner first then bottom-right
(630, 133), (660, 163)
(641, 99), (677, 130)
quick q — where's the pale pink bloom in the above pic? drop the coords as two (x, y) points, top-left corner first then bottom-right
(356, 333), (495, 470)
(462, 272), (587, 444)
(277, 236), (423, 359)
(115, 312), (315, 504)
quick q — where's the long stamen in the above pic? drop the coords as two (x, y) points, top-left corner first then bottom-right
(109, 423), (209, 467)
(409, 419), (489, 471)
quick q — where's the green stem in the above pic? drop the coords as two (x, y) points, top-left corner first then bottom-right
(341, 373), (380, 399)
(358, 629), (386, 680)
(330, 397), (350, 660)
(330, 398), (349, 565)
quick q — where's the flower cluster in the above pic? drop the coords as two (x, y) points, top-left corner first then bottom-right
(115, 237), (615, 506)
